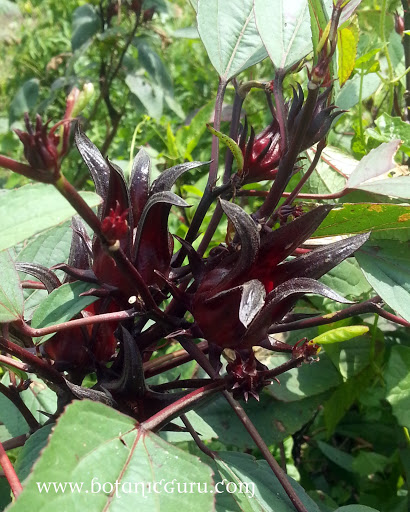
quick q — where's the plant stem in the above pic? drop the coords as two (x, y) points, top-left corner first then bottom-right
(15, 309), (135, 338)
(0, 337), (67, 389)
(222, 391), (308, 512)
(208, 79), (228, 187)
(273, 72), (288, 152)
(380, 0), (395, 113)
(2, 435), (29, 451)
(401, 0), (410, 120)
(255, 83), (320, 221)
(180, 413), (216, 459)
(238, 188), (347, 200)
(0, 356), (29, 373)
(54, 174), (159, 312)
(143, 341), (208, 378)
(0, 441), (22, 498)
(272, 139), (326, 222)
(0, 383), (40, 432)
(377, 308), (410, 328)
(141, 380), (227, 431)
(268, 296), (384, 333)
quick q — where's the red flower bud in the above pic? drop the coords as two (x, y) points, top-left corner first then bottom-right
(101, 201), (129, 241)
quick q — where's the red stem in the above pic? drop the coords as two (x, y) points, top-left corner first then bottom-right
(0, 441), (23, 498)
(15, 309), (135, 338)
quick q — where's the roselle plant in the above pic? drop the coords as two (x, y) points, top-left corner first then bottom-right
(1, 0), (410, 511)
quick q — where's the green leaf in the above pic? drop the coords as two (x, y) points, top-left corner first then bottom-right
(14, 425), (54, 483)
(312, 203), (410, 238)
(355, 240), (410, 322)
(8, 400), (214, 512)
(254, 0), (312, 71)
(196, 391), (328, 449)
(385, 345), (410, 428)
(9, 79), (39, 126)
(323, 335), (372, 380)
(206, 124), (243, 172)
(337, 25), (359, 86)
(0, 183), (101, 252)
(352, 451), (389, 477)
(351, 176), (410, 200)
(210, 452), (321, 511)
(71, 4), (100, 51)
(31, 281), (99, 343)
(16, 223), (73, 319)
(0, 250), (24, 323)
(197, 0), (267, 81)
(334, 506), (382, 512)
(20, 377), (57, 424)
(319, 258), (372, 302)
(313, 326), (369, 345)
(264, 352), (342, 402)
(301, 148), (346, 195)
(324, 368), (373, 435)
(125, 73), (164, 118)
(347, 140), (401, 188)
(367, 113), (410, 157)
(336, 73), (380, 110)
(317, 441), (354, 472)
(176, 98), (215, 159)
(134, 39), (173, 93)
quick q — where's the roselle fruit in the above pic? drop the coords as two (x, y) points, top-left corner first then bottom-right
(239, 86), (341, 184)
(189, 201), (369, 350)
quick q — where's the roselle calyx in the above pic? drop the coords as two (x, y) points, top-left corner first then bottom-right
(238, 86), (342, 184)
(190, 200), (369, 350)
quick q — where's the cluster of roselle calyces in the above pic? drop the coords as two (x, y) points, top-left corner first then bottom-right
(238, 85), (342, 184)
(15, 117), (367, 406)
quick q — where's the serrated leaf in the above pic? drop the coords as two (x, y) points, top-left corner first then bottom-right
(0, 183), (101, 252)
(31, 281), (99, 343)
(197, 0), (267, 80)
(254, 0), (312, 71)
(313, 326), (369, 345)
(8, 400), (214, 512)
(312, 203), (410, 238)
(337, 25), (359, 86)
(0, 250), (24, 323)
(355, 240), (410, 322)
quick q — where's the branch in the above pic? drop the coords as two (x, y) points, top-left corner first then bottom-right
(222, 391), (308, 512)
(15, 308), (135, 338)
(2, 434), (29, 451)
(0, 441), (22, 498)
(0, 337), (67, 389)
(0, 383), (40, 432)
(269, 297), (383, 333)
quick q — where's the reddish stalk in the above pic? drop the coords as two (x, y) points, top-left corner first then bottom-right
(15, 309), (135, 338)
(0, 441), (23, 498)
